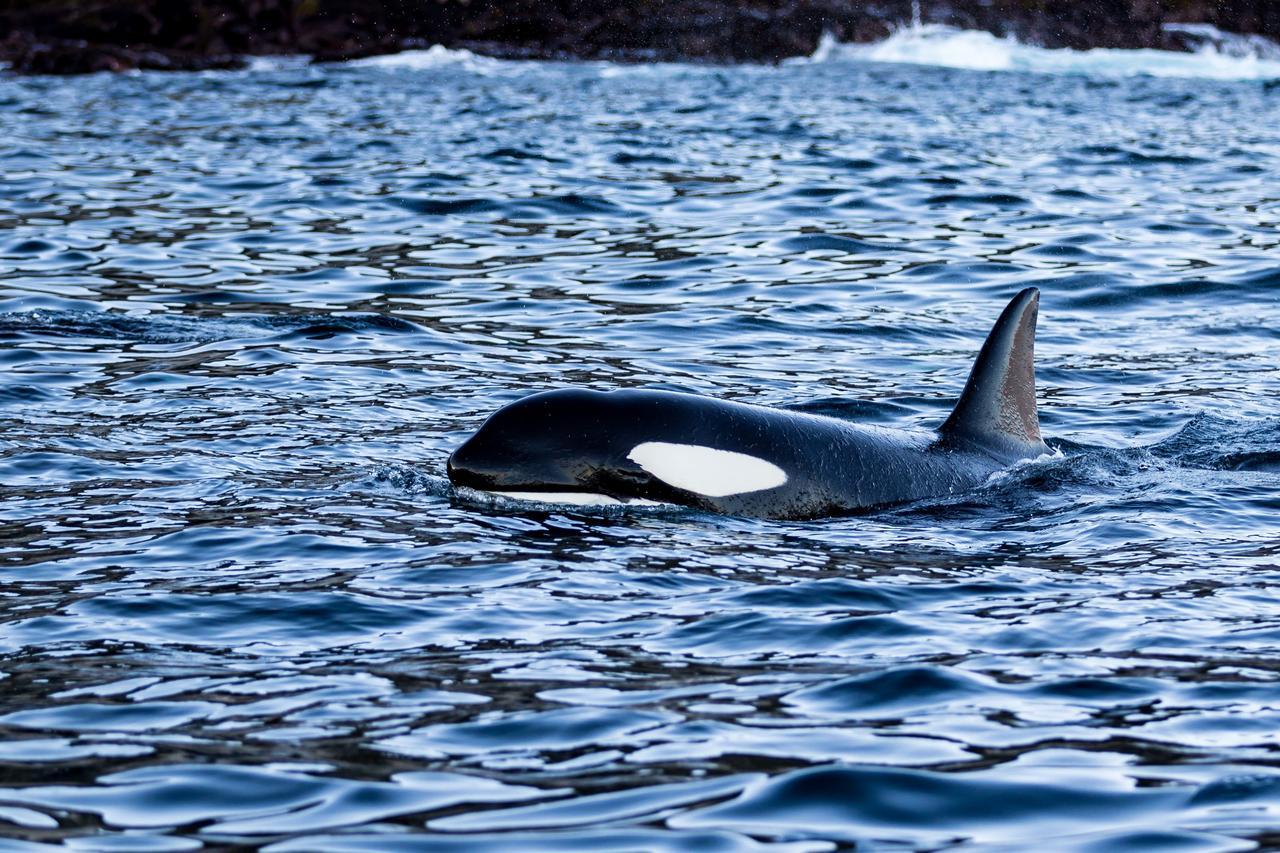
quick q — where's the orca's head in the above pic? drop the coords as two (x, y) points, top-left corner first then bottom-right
(447, 389), (646, 498)
(448, 388), (792, 508)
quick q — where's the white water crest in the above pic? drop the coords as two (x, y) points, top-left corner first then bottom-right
(809, 23), (1280, 80)
(243, 55), (314, 73)
(346, 44), (509, 74)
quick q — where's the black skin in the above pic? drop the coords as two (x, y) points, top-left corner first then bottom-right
(447, 388), (1025, 520)
(449, 288), (1047, 520)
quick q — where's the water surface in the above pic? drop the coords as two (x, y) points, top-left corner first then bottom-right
(2, 46), (1280, 850)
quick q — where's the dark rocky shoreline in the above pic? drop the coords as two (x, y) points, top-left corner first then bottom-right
(1, 1), (1278, 75)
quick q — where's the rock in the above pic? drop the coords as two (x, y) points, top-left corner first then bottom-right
(5, 38), (246, 75)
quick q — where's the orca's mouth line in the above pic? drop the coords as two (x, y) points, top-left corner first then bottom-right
(456, 486), (665, 508)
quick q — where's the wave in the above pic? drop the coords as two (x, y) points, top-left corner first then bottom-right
(344, 44), (510, 74)
(806, 23), (1280, 80)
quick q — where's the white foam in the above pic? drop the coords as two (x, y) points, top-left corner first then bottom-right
(627, 442), (788, 497)
(244, 55), (314, 73)
(803, 23), (1280, 80)
(345, 44), (508, 74)
(983, 446), (1066, 486)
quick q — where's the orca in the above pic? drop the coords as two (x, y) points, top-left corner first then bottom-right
(447, 287), (1048, 520)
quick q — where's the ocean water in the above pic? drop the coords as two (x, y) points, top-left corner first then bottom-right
(2, 37), (1280, 851)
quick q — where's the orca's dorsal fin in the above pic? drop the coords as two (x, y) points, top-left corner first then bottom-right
(939, 287), (1047, 460)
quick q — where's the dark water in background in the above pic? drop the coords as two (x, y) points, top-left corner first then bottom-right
(2, 48), (1280, 850)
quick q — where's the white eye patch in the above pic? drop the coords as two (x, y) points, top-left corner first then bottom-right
(626, 442), (788, 497)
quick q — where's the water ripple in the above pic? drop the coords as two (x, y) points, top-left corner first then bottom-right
(2, 53), (1279, 848)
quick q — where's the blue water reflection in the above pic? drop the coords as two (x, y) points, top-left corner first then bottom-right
(2, 51), (1280, 848)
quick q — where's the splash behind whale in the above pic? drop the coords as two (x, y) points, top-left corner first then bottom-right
(448, 288), (1047, 520)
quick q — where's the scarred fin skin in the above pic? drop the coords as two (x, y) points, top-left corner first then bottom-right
(939, 287), (1048, 461)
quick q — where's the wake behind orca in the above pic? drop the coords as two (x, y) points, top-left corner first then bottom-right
(448, 288), (1048, 520)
